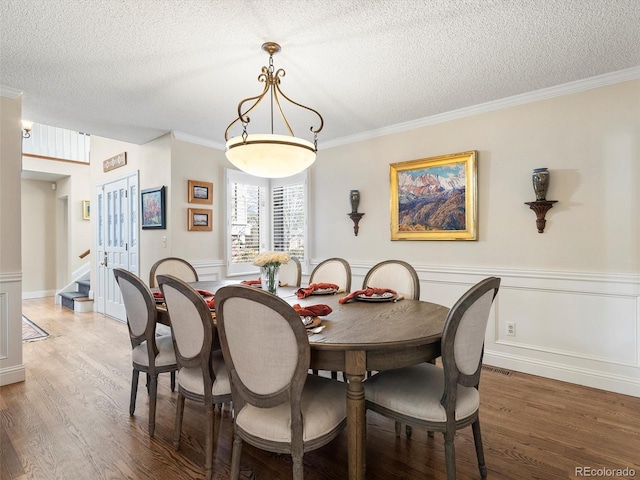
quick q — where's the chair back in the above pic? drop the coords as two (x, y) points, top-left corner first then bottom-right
(113, 268), (158, 359)
(441, 277), (501, 389)
(215, 285), (309, 412)
(157, 274), (214, 392)
(279, 256), (302, 287)
(309, 257), (352, 292)
(149, 257), (198, 287)
(362, 260), (420, 299)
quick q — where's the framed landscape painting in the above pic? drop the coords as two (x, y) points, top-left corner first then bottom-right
(390, 151), (477, 241)
(141, 186), (166, 229)
(188, 179), (213, 204)
(188, 208), (212, 231)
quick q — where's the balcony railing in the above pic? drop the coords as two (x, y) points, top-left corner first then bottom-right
(22, 123), (90, 163)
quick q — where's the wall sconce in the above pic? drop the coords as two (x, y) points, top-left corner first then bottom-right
(524, 168), (557, 233)
(347, 190), (365, 236)
(22, 120), (33, 138)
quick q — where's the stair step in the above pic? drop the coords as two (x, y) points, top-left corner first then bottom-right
(60, 291), (91, 311)
(60, 292), (88, 300)
(77, 280), (91, 295)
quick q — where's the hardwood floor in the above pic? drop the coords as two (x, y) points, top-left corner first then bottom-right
(2, 297), (639, 479)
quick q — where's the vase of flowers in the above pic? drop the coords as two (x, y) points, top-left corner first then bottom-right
(253, 251), (290, 295)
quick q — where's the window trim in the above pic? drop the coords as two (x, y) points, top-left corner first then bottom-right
(225, 169), (309, 276)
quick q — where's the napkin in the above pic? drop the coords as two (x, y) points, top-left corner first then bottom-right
(241, 279), (261, 285)
(338, 287), (397, 304)
(196, 289), (214, 296)
(206, 297), (215, 309)
(296, 282), (340, 298)
(292, 303), (333, 317)
(152, 291), (164, 299)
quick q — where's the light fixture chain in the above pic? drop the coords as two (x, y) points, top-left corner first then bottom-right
(241, 121), (248, 143)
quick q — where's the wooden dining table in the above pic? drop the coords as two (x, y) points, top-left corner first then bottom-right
(156, 281), (450, 480)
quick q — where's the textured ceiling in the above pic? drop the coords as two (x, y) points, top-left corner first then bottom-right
(2, 0), (640, 149)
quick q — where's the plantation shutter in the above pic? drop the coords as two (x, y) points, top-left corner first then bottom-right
(226, 170), (268, 275)
(226, 169), (308, 276)
(272, 181), (305, 260)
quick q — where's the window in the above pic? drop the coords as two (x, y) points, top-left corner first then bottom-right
(226, 169), (308, 275)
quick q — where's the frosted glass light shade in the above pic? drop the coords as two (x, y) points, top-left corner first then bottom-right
(225, 134), (316, 178)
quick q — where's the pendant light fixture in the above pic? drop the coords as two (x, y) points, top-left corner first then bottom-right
(224, 42), (324, 178)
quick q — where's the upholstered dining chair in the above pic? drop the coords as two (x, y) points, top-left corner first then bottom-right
(215, 284), (348, 480)
(279, 255), (302, 287)
(308, 257), (352, 379)
(364, 276), (501, 480)
(308, 257), (352, 293)
(113, 268), (177, 437)
(362, 259), (420, 300)
(362, 259), (421, 431)
(149, 257), (198, 288)
(157, 274), (232, 480)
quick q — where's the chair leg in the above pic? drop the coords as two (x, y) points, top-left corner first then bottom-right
(148, 374), (158, 437)
(395, 421), (401, 436)
(472, 419), (487, 479)
(406, 425), (412, 438)
(130, 369), (139, 415)
(230, 430), (243, 480)
(292, 453), (304, 480)
(444, 431), (457, 480)
(173, 393), (185, 450)
(146, 372), (150, 393)
(170, 371), (176, 392)
(205, 404), (214, 480)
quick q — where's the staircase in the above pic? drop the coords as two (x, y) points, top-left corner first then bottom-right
(60, 279), (94, 312)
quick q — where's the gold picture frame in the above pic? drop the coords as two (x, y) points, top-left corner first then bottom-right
(188, 180), (213, 204)
(390, 150), (477, 241)
(188, 208), (212, 231)
(82, 200), (90, 220)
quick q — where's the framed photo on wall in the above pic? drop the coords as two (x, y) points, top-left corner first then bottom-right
(390, 151), (477, 241)
(82, 200), (90, 220)
(188, 180), (213, 204)
(188, 208), (212, 231)
(141, 186), (166, 229)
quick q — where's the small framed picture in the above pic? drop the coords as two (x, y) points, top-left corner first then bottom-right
(188, 180), (213, 204)
(82, 200), (90, 220)
(188, 208), (212, 231)
(141, 186), (166, 229)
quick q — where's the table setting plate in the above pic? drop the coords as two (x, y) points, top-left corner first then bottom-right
(311, 288), (338, 295)
(355, 292), (397, 302)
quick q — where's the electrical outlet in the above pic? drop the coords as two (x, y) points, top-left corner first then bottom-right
(506, 322), (516, 337)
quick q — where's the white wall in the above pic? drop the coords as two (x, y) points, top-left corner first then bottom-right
(21, 179), (57, 296)
(168, 136), (228, 279)
(311, 79), (640, 396)
(0, 91), (25, 386)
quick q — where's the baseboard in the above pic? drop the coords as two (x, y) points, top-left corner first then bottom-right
(0, 364), (26, 386)
(22, 290), (56, 299)
(484, 351), (640, 398)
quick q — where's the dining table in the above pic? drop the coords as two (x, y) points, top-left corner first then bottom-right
(156, 280), (450, 480)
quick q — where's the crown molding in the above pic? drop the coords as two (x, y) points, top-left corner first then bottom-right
(172, 131), (225, 150)
(324, 66), (640, 149)
(0, 85), (24, 99)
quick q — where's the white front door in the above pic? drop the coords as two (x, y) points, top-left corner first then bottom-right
(95, 172), (139, 321)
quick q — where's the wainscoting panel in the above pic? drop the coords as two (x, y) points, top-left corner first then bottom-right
(325, 260), (640, 397)
(496, 287), (637, 366)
